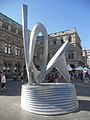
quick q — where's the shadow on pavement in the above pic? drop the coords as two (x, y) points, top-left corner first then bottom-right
(76, 84), (90, 97)
(74, 100), (90, 113)
(73, 80), (90, 113)
(0, 80), (90, 113)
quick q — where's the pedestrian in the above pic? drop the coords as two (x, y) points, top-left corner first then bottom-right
(12, 73), (17, 81)
(48, 72), (54, 83)
(54, 70), (59, 83)
(1, 73), (6, 91)
(20, 71), (24, 83)
(84, 72), (89, 83)
(58, 74), (63, 83)
(0, 72), (2, 82)
(79, 71), (83, 82)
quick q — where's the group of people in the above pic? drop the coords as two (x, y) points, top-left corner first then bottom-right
(0, 70), (27, 91)
(12, 71), (28, 83)
(69, 69), (90, 83)
(0, 68), (89, 91)
(45, 68), (64, 83)
(79, 70), (90, 83)
(0, 72), (6, 91)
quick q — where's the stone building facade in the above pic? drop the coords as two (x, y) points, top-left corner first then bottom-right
(86, 49), (90, 67)
(36, 28), (87, 69)
(0, 13), (25, 78)
(0, 12), (87, 78)
(0, 12), (42, 78)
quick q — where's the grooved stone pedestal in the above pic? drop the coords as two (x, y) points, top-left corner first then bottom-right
(21, 83), (79, 115)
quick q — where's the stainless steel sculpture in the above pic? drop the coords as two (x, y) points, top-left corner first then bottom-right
(21, 4), (79, 115)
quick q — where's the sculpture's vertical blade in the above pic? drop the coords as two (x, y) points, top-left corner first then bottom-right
(22, 4), (30, 83)
(22, 4), (29, 67)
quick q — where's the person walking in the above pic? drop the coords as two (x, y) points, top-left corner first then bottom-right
(20, 71), (24, 83)
(1, 73), (6, 91)
(79, 71), (83, 82)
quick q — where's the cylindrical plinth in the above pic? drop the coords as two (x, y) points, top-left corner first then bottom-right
(21, 83), (79, 115)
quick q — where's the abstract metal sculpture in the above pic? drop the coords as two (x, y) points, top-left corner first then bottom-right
(21, 4), (79, 115)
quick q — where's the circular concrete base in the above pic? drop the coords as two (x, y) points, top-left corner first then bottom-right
(21, 83), (79, 115)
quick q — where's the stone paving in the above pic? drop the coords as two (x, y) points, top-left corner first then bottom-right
(0, 79), (90, 120)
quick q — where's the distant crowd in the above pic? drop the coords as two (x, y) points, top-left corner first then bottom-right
(44, 68), (66, 83)
(69, 69), (90, 83)
(45, 68), (90, 83)
(0, 67), (90, 91)
(0, 71), (28, 91)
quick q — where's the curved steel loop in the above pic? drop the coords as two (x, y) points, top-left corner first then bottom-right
(28, 22), (48, 85)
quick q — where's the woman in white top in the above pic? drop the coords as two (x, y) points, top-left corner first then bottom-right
(1, 73), (6, 91)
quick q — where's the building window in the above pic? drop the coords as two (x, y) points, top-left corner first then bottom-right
(8, 44), (11, 54)
(53, 40), (56, 45)
(11, 26), (16, 33)
(14, 63), (20, 72)
(15, 64), (17, 72)
(3, 63), (7, 72)
(68, 52), (74, 59)
(61, 38), (64, 43)
(17, 64), (20, 72)
(15, 46), (21, 56)
(68, 36), (71, 42)
(5, 44), (8, 53)
(48, 53), (50, 61)
(40, 41), (42, 44)
(7, 63), (11, 72)
(18, 30), (22, 36)
(4, 43), (11, 54)
(2, 22), (8, 29)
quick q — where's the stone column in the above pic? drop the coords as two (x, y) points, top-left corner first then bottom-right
(0, 59), (3, 72)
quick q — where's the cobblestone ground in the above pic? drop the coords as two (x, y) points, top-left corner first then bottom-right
(0, 79), (90, 120)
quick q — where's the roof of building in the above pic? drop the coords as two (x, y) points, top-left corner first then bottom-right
(48, 28), (76, 37)
(0, 12), (22, 29)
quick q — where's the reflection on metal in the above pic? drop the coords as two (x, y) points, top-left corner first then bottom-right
(21, 4), (79, 115)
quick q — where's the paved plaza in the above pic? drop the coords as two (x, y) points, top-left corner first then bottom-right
(0, 79), (90, 120)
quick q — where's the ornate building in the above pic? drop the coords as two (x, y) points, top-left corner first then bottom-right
(0, 12), (87, 78)
(86, 49), (90, 67)
(0, 12), (42, 78)
(36, 28), (87, 69)
(0, 12), (25, 78)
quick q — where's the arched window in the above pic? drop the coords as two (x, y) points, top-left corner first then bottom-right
(2, 22), (8, 29)
(53, 40), (56, 45)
